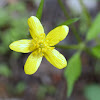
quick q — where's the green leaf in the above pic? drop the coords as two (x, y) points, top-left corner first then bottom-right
(36, 0), (44, 20)
(59, 18), (79, 26)
(86, 13), (100, 41)
(84, 84), (100, 100)
(91, 45), (100, 58)
(64, 52), (81, 97)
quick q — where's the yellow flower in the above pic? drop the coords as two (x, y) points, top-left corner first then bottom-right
(9, 16), (69, 75)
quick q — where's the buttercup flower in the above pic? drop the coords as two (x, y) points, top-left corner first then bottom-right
(9, 16), (69, 75)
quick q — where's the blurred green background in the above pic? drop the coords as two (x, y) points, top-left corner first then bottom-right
(0, 0), (100, 100)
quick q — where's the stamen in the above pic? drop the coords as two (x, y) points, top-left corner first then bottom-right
(31, 33), (52, 56)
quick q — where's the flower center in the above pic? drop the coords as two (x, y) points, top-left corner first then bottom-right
(30, 33), (54, 56)
(38, 41), (48, 53)
(39, 43), (45, 48)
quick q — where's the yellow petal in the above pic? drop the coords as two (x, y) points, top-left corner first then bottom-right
(24, 52), (43, 75)
(9, 39), (34, 53)
(44, 49), (67, 69)
(28, 16), (44, 40)
(46, 25), (69, 46)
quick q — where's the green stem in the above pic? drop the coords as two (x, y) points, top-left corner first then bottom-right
(56, 44), (97, 58)
(70, 25), (82, 43)
(55, 44), (79, 50)
(57, 0), (70, 19)
(79, 0), (92, 27)
(36, 0), (44, 20)
(57, 0), (82, 43)
(84, 47), (97, 58)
